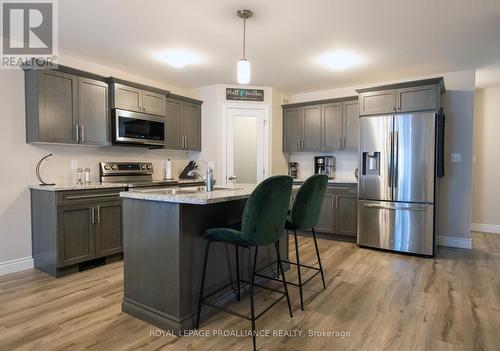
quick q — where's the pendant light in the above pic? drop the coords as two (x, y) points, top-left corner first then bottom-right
(236, 9), (253, 84)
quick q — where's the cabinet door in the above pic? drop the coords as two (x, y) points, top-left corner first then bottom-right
(359, 90), (396, 115)
(58, 204), (95, 266)
(316, 192), (336, 233)
(38, 70), (78, 143)
(181, 102), (202, 151)
(343, 100), (359, 151)
(283, 108), (302, 152)
(95, 201), (123, 257)
(142, 90), (167, 116)
(335, 193), (358, 237)
(322, 103), (343, 151)
(302, 105), (322, 151)
(113, 84), (142, 113)
(396, 85), (438, 112)
(165, 99), (182, 150)
(78, 78), (109, 145)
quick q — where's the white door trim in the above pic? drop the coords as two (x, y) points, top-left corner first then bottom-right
(222, 103), (270, 185)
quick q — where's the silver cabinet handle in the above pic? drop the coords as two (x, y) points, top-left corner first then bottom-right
(331, 196), (334, 209)
(75, 124), (79, 143)
(302, 138), (304, 150)
(329, 187), (350, 191)
(364, 203), (426, 211)
(81, 124), (85, 143)
(297, 139), (300, 151)
(335, 196), (338, 209)
(91, 206), (95, 223)
(65, 192), (120, 200)
(97, 206), (100, 223)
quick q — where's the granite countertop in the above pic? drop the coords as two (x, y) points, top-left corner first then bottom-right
(29, 178), (204, 192)
(29, 182), (128, 191)
(293, 178), (358, 184)
(121, 184), (301, 205)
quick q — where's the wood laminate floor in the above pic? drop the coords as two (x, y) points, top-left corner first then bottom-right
(1, 232), (499, 351)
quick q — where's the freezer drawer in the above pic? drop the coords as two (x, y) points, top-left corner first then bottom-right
(357, 200), (434, 255)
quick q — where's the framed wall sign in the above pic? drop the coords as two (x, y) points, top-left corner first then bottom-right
(226, 88), (264, 101)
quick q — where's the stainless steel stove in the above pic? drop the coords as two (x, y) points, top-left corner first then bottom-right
(99, 162), (177, 188)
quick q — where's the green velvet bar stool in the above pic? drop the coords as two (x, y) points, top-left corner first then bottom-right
(284, 174), (328, 310)
(196, 175), (294, 351)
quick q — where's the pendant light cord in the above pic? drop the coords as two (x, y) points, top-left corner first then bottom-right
(242, 18), (246, 60)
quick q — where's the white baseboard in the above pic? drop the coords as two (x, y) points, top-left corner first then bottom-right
(471, 223), (500, 234)
(437, 235), (472, 249)
(0, 257), (34, 276)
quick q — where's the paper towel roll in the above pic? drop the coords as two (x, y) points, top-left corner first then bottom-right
(163, 159), (173, 180)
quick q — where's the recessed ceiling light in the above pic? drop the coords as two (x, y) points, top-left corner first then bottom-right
(315, 51), (364, 71)
(157, 49), (201, 68)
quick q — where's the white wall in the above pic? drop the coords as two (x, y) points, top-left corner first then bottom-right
(472, 86), (500, 231)
(193, 84), (287, 183)
(0, 54), (198, 275)
(290, 70), (476, 245)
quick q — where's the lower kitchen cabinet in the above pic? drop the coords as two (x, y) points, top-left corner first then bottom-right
(31, 188), (125, 277)
(294, 182), (358, 237)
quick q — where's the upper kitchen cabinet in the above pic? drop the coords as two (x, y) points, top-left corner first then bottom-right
(108, 78), (168, 117)
(25, 66), (109, 145)
(357, 78), (444, 116)
(283, 97), (359, 153)
(164, 94), (203, 151)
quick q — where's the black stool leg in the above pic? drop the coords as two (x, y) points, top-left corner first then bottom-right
(312, 228), (326, 289)
(247, 247), (257, 351)
(276, 238), (280, 278)
(196, 240), (212, 329)
(293, 229), (304, 310)
(235, 244), (241, 301)
(275, 241), (293, 318)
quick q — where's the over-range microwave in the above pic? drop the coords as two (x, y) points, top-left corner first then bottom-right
(112, 109), (165, 147)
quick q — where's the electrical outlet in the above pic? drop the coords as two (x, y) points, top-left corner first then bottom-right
(70, 160), (79, 169)
(450, 153), (461, 163)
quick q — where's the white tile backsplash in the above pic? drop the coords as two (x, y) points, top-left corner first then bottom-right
(288, 151), (358, 181)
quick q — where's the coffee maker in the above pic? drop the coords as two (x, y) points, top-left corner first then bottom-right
(314, 156), (335, 179)
(288, 162), (299, 178)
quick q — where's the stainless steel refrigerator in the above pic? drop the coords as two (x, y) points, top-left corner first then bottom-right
(357, 111), (444, 256)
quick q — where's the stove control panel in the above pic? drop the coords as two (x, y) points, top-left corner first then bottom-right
(99, 162), (154, 176)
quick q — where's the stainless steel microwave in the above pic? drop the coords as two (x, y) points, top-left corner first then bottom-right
(112, 109), (165, 146)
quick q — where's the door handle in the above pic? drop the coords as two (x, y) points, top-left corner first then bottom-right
(228, 176), (237, 183)
(75, 124), (79, 143)
(364, 203), (426, 211)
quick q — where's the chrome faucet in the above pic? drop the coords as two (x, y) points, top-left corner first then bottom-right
(187, 161), (215, 191)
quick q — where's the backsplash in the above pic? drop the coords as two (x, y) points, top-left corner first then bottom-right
(287, 151), (358, 180)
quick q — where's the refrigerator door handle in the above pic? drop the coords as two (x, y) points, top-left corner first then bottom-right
(393, 130), (399, 191)
(364, 203), (426, 211)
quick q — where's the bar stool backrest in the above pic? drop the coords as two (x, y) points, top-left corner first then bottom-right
(290, 174), (328, 230)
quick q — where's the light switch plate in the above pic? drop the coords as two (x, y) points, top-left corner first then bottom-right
(70, 160), (79, 169)
(450, 153), (461, 163)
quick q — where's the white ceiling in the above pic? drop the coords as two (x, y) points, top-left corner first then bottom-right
(59, 0), (500, 93)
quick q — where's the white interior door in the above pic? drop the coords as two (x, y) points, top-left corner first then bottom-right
(226, 107), (268, 184)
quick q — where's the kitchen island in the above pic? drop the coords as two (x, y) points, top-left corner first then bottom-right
(120, 184), (290, 331)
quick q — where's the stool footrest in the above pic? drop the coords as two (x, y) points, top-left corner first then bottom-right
(281, 259), (320, 271)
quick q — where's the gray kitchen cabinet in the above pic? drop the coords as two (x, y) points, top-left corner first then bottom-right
(25, 69), (78, 144)
(397, 85), (438, 112)
(316, 191), (336, 233)
(95, 200), (123, 257)
(78, 77), (109, 145)
(322, 103), (343, 151)
(302, 105), (322, 151)
(111, 82), (166, 117)
(343, 100), (359, 151)
(142, 90), (167, 116)
(283, 108), (302, 152)
(58, 204), (95, 266)
(335, 193), (358, 237)
(358, 90), (397, 116)
(283, 97), (359, 153)
(165, 98), (182, 149)
(357, 78), (444, 116)
(164, 96), (202, 151)
(181, 102), (202, 151)
(31, 188), (125, 277)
